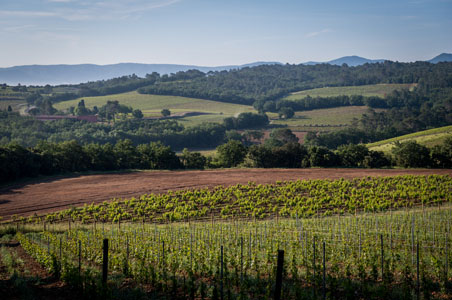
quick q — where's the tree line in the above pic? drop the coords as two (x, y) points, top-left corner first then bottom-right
(138, 62), (452, 105)
(305, 67), (452, 148)
(0, 110), (270, 149)
(2, 132), (451, 184)
(254, 95), (387, 113)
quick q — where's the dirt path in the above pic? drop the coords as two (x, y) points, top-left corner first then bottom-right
(1, 168), (451, 219)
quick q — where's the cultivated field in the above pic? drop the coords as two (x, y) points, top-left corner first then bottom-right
(368, 125), (452, 153)
(284, 83), (416, 101)
(1, 168), (451, 220)
(2, 172), (452, 299)
(269, 106), (382, 131)
(53, 92), (256, 126)
(0, 99), (25, 111)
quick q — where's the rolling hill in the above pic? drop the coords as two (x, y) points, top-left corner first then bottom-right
(367, 125), (452, 153)
(284, 83), (416, 101)
(304, 55), (385, 66)
(1, 53), (450, 86)
(53, 91), (256, 127)
(0, 62), (281, 86)
(427, 53), (452, 63)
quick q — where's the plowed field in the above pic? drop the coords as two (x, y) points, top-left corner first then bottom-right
(1, 168), (451, 219)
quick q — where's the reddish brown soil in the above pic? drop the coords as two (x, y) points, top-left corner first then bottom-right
(1, 168), (451, 219)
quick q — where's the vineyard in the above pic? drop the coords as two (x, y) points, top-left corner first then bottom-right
(13, 175), (452, 225)
(2, 175), (452, 299)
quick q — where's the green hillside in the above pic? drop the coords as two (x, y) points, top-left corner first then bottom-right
(0, 100), (26, 111)
(269, 106), (380, 131)
(367, 125), (452, 152)
(285, 83), (416, 101)
(53, 91), (383, 130)
(54, 91), (256, 126)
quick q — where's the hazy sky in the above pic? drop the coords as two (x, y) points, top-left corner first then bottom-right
(0, 0), (451, 67)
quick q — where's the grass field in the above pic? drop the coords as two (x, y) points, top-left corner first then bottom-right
(269, 106), (382, 131)
(284, 83), (416, 101)
(53, 91), (256, 126)
(368, 125), (452, 152)
(0, 100), (26, 111)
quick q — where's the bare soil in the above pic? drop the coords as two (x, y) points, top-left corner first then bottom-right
(1, 168), (451, 220)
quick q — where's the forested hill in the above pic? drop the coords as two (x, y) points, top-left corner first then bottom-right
(138, 61), (452, 105)
(0, 62), (281, 86)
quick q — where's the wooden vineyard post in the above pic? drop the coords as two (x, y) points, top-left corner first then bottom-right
(380, 234), (384, 281)
(220, 245), (224, 300)
(446, 221), (449, 283)
(274, 250), (284, 300)
(313, 236), (316, 297)
(359, 229), (362, 258)
(162, 240), (165, 270)
(124, 236), (129, 276)
(417, 242), (420, 300)
(103, 239), (109, 285)
(240, 237), (243, 283)
(78, 240), (81, 277)
(323, 241), (326, 300)
(412, 216), (415, 265)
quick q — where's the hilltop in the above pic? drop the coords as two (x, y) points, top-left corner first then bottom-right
(1, 53), (450, 86)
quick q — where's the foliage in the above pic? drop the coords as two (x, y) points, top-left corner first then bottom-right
(0, 139), (184, 183)
(278, 106), (294, 119)
(180, 148), (207, 169)
(215, 140), (247, 168)
(0, 114), (226, 150)
(392, 141), (432, 168)
(139, 62), (452, 106)
(161, 108), (171, 117)
(223, 112), (269, 130)
(14, 175), (452, 224)
(97, 100), (132, 120)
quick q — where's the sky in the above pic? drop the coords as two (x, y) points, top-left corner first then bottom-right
(0, 0), (451, 67)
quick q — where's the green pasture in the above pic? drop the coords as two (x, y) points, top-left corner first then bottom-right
(0, 100), (26, 111)
(269, 106), (379, 131)
(368, 125), (452, 153)
(285, 83), (416, 101)
(54, 92), (256, 126)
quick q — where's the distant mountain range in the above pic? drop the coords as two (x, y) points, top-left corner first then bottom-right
(427, 53), (452, 64)
(0, 62), (282, 86)
(303, 55), (386, 66)
(0, 53), (450, 86)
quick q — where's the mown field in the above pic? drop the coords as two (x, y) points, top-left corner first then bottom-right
(0, 99), (26, 111)
(284, 83), (416, 101)
(51, 85), (403, 129)
(2, 174), (452, 299)
(368, 125), (452, 153)
(269, 106), (382, 131)
(53, 92), (256, 126)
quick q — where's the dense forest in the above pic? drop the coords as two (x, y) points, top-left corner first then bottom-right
(137, 61), (451, 105)
(18, 61), (452, 108)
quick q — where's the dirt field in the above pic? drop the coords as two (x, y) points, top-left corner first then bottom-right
(1, 168), (451, 219)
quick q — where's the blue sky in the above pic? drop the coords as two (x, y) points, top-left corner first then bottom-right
(0, 0), (451, 67)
